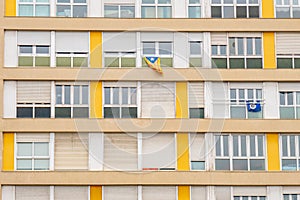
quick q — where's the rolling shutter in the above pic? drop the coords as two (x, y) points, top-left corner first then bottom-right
(211, 32), (227, 45)
(17, 81), (51, 104)
(189, 82), (204, 108)
(190, 133), (205, 161)
(104, 133), (138, 170)
(142, 186), (176, 200)
(142, 133), (175, 169)
(191, 186), (206, 200)
(56, 32), (89, 52)
(16, 133), (50, 142)
(55, 133), (88, 170)
(54, 186), (88, 200)
(233, 187), (267, 196)
(276, 33), (300, 54)
(17, 31), (50, 45)
(141, 82), (175, 118)
(141, 32), (174, 41)
(16, 186), (50, 200)
(104, 186), (138, 200)
(215, 187), (231, 200)
(103, 32), (136, 52)
(104, 0), (135, 2)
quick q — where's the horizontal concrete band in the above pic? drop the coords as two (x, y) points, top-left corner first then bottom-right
(1, 171), (300, 186)
(2, 18), (300, 31)
(2, 68), (300, 82)
(2, 119), (300, 133)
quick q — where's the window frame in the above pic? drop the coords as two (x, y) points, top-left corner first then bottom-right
(104, 51), (136, 68)
(142, 41), (173, 67)
(280, 134), (300, 171)
(55, 52), (89, 67)
(189, 41), (203, 67)
(104, 4), (135, 18)
(56, 0), (87, 17)
(17, 0), (50, 17)
(188, 0), (202, 18)
(275, 0), (300, 18)
(283, 194), (300, 200)
(233, 196), (266, 200)
(279, 91), (300, 119)
(277, 54), (300, 69)
(141, 0), (172, 18)
(18, 45), (50, 67)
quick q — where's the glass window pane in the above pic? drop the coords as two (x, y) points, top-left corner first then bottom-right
(122, 88), (128, 104)
(130, 87), (137, 104)
(57, 0), (70, 2)
(159, 42), (172, 55)
(160, 58), (173, 67)
(189, 0), (200, 3)
(250, 159), (265, 170)
(229, 38), (236, 55)
(189, 108), (204, 118)
(231, 106), (246, 118)
(104, 107), (120, 118)
(188, 6), (201, 18)
(237, 38), (244, 55)
(223, 136), (229, 156)
(18, 57), (33, 66)
(74, 86), (80, 104)
(212, 0), (221, 3)
(189, 58), (202, 67)
(212, 45), (218, 55)
(296, 107), (300, 118)
(56, 85), (62, 104)
(277, 58), (293, 68)
(141, 6), (155, 18)
(113, 87), (119, 104)
(255, 38), (262, 55)
(142, 0), (155, 3)
(17, 107), (33, 118)
(237, 6), (247, 18)
(241, 135), (246, 156)
(250, 135), (256, 156)
(34, 159), (49, 170)
(215, 159), (230, 170)
(230, 89), (236, 101)
(120, 6), (135, 18)
(229, 58), (245, 69)
(257, 135), (264, 156)
(190, 41), (201, 55)
(249, 6), (259, 18)
(276, 7), (291, 18)
(282, 159), (297, 170)
(20, 45), (33, 54)
(295, 58), (300, 68)
(215, 135), (221, 156)
(233, 135), (239, 156)
(282, 135), (288, 156)
(105, 57), (119, 67)
(73, 5), (87, 17)
(191, 161), (205, 170)
(212, 58), (227, 68)
(293, 7), (300, 18)
(35, 107), (51, 118)
(82, 85), (89, 104)
(220, 45), (227, 55)
(56, 57), (71, 67)
(35, 57), (50, 66)
(248, 89), (254, 99)
(143, 42), (155, 55)
(17, 159), (32, 170)
(224, 0), (233, 3)
(73, 107), (89, 118)
(248, 108), (263, 119)
(74, 0), (86, 3)
(256, 89), (262, 99)
(121, 107), (137, 118)
(73, 57), (88, 67)
(56, 5), (71, 17)
(247, 38), (253, 55)
(64, 86), (71, 104)
(55, 107), (71, 118)
(246, 58), (262, 69)
(17, 143), (32, 156)
(36, 5), (50, 16)
(19, 5), (33, 16)
(280, 107), (295, 119)
(287, 92), (293, 105)
(224, 6), (234, 18)
(104, 88), (111, 104)
(237, 0), (246, 3)
(290, 135), (296, 156)
(280, 92), (285, 105)
(121, 57), (136, 67)
(211, 6), (222, 18)
(158, 0), (171, 3)
(233, 159), (248, 170)
(34, 143), (49, 156)
(104, 5), (118, 18)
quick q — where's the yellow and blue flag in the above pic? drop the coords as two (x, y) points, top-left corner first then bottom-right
(144, 57), (163, 74)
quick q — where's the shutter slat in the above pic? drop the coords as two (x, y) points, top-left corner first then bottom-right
(189, 82), (204, 108)
(16, 186), (50, 200)
(16, 133), (50, 142)
(191, 186), (206, 200)
(17, 81), (51, 104)
(276, 33), (300, 54)
(104, 186), (138, 200)
(54, 186), (88, 200)
(211, 32), (227, 45)
(143, 186), (176, 200)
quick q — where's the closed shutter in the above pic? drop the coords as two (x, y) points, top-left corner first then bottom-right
(54, 186), (88, 200)
(190, 133), (205, 161)
(189, 82), (204, 108)
(211, 33), (227, 45)
(191, 186), (206, 200)
(103, 32), (136, 52)
(141, 82), (175, 118)
(233, 187), (267, 196)
(215, 187), (231, 200)
(141, 32), (174, 41)
(56, 32), (89, 52)
(188, 33), (203, 41)
(55, 133), (88, 170)
(16, 186), (49, 200)
(142, 133), (175, 169)
(104, 0), (134, 2)
(16, 133), (50, 142)
(142, 186), (176, 200)
(17, 81), (51, 104)
(104, 133), (138, 170)
(104, 186), (138, 200)
(17, 31), (51, 45)
(276, 33), (300, 54)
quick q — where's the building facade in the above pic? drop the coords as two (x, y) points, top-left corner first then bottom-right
(1, 0), (300, 199)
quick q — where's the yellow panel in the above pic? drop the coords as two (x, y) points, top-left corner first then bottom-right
(5, 0), (16, 16)
(90, 186), (102, 200)
(262, 0), (274, 18)
(267, 133), (280, 171)
(177, 133), (190, 171)
(176, 82), (188, 118)
(90, 82), (102, 118)
(3, 133), (14, 171)
(263, 32), (276, 69)
(90, 32), (102, 68)
(178, 186), (190, 200)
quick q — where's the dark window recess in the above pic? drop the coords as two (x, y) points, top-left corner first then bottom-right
(189, 108), (204, 118)
(17, 107), (33, 118)
(55, 107), (71, 118)
(35, 107), (51, 118)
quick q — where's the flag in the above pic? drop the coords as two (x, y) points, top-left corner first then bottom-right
(246, 101), (261, 112)
(144, 57), (163, 74)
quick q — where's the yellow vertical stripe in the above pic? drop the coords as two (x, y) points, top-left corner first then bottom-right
(90, 32), (102, 68)
(176, 82), (188, 118)
(90, 82), (102, 118)
(267, 133), (280, 171)
(263, 32), (276, 69)
(262, 0), (274, 18)
(178, 186), (190, 200)
(3, 133), (14, 171)
(90, 186), (102, 200)
(5, 0), (16, 16)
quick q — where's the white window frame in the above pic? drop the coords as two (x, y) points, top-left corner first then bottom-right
(276, 54), (300, 68)
(279, 91), (300, 119)
(55, 52), (89, 67)
(189, 41), (203, 67)
(18, 45), (50, 67)
(16, 103), (51, 118)
(283, 194), (300, 200)
(141, 0), (172, 18)
(103, 4), (135, 18)
(211, 0), (260, 18)
(188, 0), (202, 18)
(275, 0), (300, 18)
(215, 134), (266, 171)
(17, 0), (50, 16)
(233, 196), (266, 200)
(104, 51), (136, 68)
(56, 0), (87, 17)
(280, 134), (300, 171)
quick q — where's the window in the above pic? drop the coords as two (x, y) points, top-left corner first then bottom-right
(142, 41), (173, 67)
(104, 85), (137, 118)
(55, 83), (89, 118)
(215, 134), (265, 171)
(234, 197), (266, 200)
(284, 194), (300, 200)
(277, 55), (300, 68)
(18, 0), (50, 16)
(104, 52), (136, 68)
(189, 82), (205, 118)
(141, 0), (172, 18)
(104, 4), (135, 18)
(279, 91), (300, 119)
(16, 141), (49, 170)
(276, 0), (300, 18)
(189, 41), (202, 67)
(56, 52), (88, 67)
(188, 0), (201, 18)
(281, 135), (300, 170)
(190, 133), (205, 170)
(18, 45), (50, 67)
(230, 88), (263, 118)
(56, 0), (87, 17)
(211, 0), (260, 18)
(212, 35), (262, 69)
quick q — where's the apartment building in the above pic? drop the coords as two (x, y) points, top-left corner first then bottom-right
(1, 0), (300, 199)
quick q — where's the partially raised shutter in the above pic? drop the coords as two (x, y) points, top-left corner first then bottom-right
(56, 32), (89, 52)
(55, 133), (88, 170)
(54, 186), (88, 200)
(16, 133), (50, 142)
(103, 32), (136, 52)
(18, 31), (51, 45)
(16, 186), (50, 200)
(104, 133), (138, 170)
(189, 82), (204, 108)
(211, 32), (227, 45)
(276, 33), (300, 54)
(141, 82), (175, 118)
(142, 186), (176, 200)
(17, 81), (51, 104)
(190, 133), (205, 161)
(104, 186), (138, 200)
(142, 133), (175, 169)
(191, 186), (206, 200)
(233, 187), (267, 196)
(215, 187), (231, 200)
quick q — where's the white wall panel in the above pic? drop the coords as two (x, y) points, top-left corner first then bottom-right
(174, 0), (186, 18)
(210, 82), (229, 118)
(4, 31), (17, 67)
(263, 82), (279, 119)
(267, 186), (282, 200)
(89, 133), (103, 170)
(173, 32), (188, 68)
(2, 186), (15, 200)
(89, 0), (102, 17)
(4, 81), (16, 118)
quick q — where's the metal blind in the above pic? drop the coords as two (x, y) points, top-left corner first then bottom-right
(17, 81), (51, 104)
(211, 32), (227, 45)
(104, 186), (138, 200)
(16, 186), (49, 200)
(189, 82), (204, 108)
(276, 33), (300, 54)
(54, 186), (88, 200)
(16, 133), (50, 142)
(190, 133), (205, 161)
(142, 186), (176, 200)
